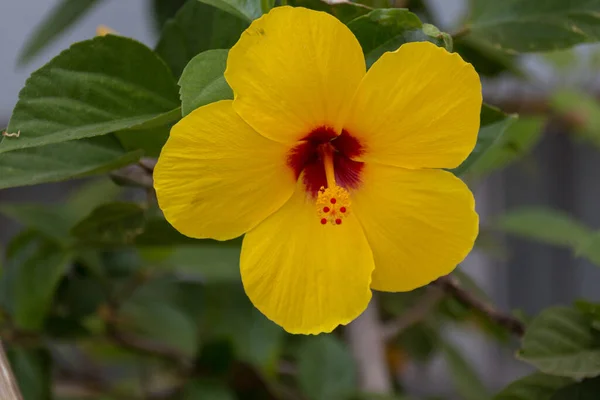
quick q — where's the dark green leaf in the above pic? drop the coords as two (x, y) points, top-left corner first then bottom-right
(135, 218), (198, 246)
(2, 35), (179, 153)
(454, 36), (520, 77)
(115, 124), (173, 158)
(551, 377), (600, 400)
(442, 341), (490, 400)
(181, 380), (236, 400)
(0, 204), (74, 245)
(518, 306), (600, 379)
(180, 50), (233, 116)
(468, 0), (600, 53)
(18, 0), (103, 65)
(154, 240), (242, 282)
(347, 9), (424, 67)
(71, 203), (146, 246)
(7, 232), (72, 331)
(452, 104), (514, 176)
(120, 278), (199, 356)
(298, 335), (356, 400)
(151, 0), (187, 32)
(197, 0), (273, 22)
(6, 347), (52, 400)
(288, 0), (371, 23)
(67, 178), (122, 218)
(494, 372), (574, 400)
(495, 207), (591, 248)
(156, 0), (247, 78)
(0, 136), (141, 190)
(466, 117), (544, 177)
(202, 284), (283, 371)
(396, 322), (439, 362)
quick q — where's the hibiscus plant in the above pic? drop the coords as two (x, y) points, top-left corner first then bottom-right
(2, 0), (600, 399)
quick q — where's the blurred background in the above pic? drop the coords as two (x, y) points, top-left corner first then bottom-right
(2, 0), (600, 399)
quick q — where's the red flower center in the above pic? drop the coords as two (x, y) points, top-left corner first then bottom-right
(287, 127), (364, 197)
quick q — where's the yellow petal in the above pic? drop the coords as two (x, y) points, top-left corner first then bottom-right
(240, 181), (375, 334)
(344, 42), (482, 169)
(351, 164), (478, 292)
(225, 6), (365, 144)
(154, 100), (295, 241)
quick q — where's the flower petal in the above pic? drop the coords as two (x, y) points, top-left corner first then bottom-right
(225, 6), (366, 144)
(240, 181), (375, 334)
(154, 100), (295, 241)
(344, 42), (482, 169)
(351, 163), (478, 292)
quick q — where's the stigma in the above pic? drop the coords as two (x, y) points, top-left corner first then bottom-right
(316, 144), (351, 225)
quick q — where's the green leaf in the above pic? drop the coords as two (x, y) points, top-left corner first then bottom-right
(134, 219), (198, 246)
(71, 203), (146, 246)
(494, 373), (574, 400)
(551, 89), (600, 147)
(298, 335), (356, 400)
(17, 0), (103, 65)
(0, 136), (141, 190)
(181, 380), (236, 400)
(154, 240), (242, 282)
(464, 117), (544, 177)
(156, 0), (247, 78)
(68, 178), (122, 218)
(288, 0), (371, 23)
(396, 322), (440, 362)
(0, 204), (74, 245)
(6, 347), (52, 400)
(120, 278), (199, 356)
(468, 0), (600, 53)
(495, 207), (591, 248)
(202, 284), (283, 371)
(454, 36), (520, 77)
(197, 0), (272, 22)
(112, 107), (181, 157)
(442, 341), (490, 400)
(551, 377), (600, 400)
(347, 9), (424, 67)
(576, 232), (600, 266)
(2, 35), (179, 153)
(452, 104), (515, 176)
(151, 0), (187, 32)
(179, 50), (233, 116)
(517, 306), (600, 379)
(7, 232), (72, 331)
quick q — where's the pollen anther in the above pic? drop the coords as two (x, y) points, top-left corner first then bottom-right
(317, 185), (350, 226)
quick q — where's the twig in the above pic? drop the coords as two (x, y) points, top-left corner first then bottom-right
(381, 286), (446, 340)
(0, 341), (22, 400)
(434, 276), (526, 337)
(346, 297), (392, 394)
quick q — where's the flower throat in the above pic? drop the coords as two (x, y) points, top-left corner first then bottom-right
(286, 127), (364, 225)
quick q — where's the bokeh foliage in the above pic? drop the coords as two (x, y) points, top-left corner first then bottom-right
(3, 0), (600, 398)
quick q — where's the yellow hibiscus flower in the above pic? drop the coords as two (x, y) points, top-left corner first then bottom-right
(154, 6), (482, 334)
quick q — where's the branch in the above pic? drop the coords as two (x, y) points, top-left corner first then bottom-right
(434, 276), (526, 337)
(0, 341), (22, 400)
(381, 286), (446, 340)
(346, 297), (393, 394)
(382, 275), (526, 340)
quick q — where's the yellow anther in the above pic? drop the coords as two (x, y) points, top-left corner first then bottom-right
(317, 185), (350, 225)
